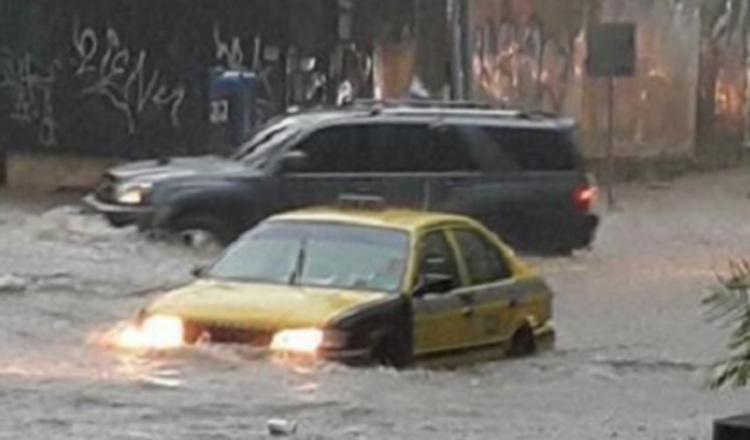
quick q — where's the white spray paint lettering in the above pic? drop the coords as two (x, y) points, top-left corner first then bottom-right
(213, 23), (245, 70)
(0, 50), (59, 146)
(73, 21), (186, 133)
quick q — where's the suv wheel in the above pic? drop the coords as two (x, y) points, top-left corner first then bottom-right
(172, 214), (232, 249)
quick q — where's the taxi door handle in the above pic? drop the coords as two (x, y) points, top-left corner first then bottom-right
(459, 292), (474, 303)
(461, 306), (474, 317)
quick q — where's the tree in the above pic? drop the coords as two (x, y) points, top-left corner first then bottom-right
(704, 260), (750, 388)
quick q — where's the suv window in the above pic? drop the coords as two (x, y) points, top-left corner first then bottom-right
(432, 125), (482, 172)
(418, 230), (461, 289)
(453, 228), (512, 285)
(368, 123), (433, 173)
(449, 125), (579, 172)
(366, 123), (482, 173)
(486, 126), (578, 171)
(290, 125), (370, 173)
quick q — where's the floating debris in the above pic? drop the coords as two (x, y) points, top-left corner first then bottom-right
(267, 419), (298, 437)
(0, 274), (28, 293)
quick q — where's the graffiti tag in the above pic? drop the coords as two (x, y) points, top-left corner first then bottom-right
(72, 22), (186, 133)
(0, 51), (59, 146)
(213, 23), (245, 70)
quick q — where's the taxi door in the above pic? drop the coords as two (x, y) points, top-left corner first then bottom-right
(411, 228), (479, 356)
(446, 227), (521, 348)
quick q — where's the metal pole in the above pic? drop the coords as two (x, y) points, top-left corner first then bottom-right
(448, 0), (460, 99)
(459, 0), (472, 100)
(606, 76), (616, 210)
(449, 0), (468, 100)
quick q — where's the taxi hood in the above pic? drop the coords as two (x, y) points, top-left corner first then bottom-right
(145, 279), (387, 330)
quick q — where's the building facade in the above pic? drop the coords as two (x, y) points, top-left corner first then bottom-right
(0, 0), (748, 188)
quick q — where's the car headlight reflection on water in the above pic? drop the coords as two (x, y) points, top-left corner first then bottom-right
(115, 315), (185, 350)
(270, 328), (324, 354)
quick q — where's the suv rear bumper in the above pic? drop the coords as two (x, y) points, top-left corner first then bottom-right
(566, 213), (599, 250)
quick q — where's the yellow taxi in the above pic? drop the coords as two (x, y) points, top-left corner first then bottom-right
(113, 196), (555, 368)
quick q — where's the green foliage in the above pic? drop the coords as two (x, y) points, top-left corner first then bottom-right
(703, 260), (750, 389)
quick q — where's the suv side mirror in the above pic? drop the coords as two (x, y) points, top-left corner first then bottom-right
(278, 150), (308, 173)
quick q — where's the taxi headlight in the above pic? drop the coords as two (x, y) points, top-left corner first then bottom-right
(115, 315), (184, 350)
(116, 183), (152, 205)
(270, 328), (324, 354)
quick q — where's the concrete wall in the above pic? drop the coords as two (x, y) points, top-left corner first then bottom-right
(4, 153), (120, 191)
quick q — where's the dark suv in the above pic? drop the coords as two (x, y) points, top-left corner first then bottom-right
(84, 102), (599, 254)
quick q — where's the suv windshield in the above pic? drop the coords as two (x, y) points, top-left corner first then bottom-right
(207, 221), (410, 293)
(230, 120), (301, 169)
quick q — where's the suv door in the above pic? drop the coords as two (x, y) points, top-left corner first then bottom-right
(274, 123), (427, 210)
(426, 123), (496, 227)
(431, 123), (591, 252)
(367, 122), (436, 208)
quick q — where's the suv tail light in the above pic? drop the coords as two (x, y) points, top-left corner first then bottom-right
(573, 185), (596, 212)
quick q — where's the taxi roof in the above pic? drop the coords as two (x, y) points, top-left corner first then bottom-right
(268, 205), (474, 233)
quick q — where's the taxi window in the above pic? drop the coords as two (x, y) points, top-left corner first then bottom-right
(452, 229), (512, 286)
(207, 221), (410, 293)
(417, 231), (461, 288)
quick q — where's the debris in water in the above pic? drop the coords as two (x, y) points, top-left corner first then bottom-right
(267, 419), (298, 437)
(0, 274), (28, 293)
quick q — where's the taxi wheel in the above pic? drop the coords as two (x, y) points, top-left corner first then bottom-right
(373, 334), (409, 369)
(510, 326), (537, 357)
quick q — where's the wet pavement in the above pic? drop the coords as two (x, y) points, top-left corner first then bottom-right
(2, 171), (750, 439)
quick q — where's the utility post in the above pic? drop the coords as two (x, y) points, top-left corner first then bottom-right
(448, 0), (470, 100)
(413, 0), (452, 98)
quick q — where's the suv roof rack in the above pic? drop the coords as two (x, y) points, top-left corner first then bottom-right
(349, 99), (495, 110)
(345, 99), (562, 121)
(516, 109), (559, 119)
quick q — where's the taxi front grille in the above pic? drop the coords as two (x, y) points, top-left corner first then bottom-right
(187, 321), (273, 346)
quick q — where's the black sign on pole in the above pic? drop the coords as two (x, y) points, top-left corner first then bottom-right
(586, 23), (637, 210)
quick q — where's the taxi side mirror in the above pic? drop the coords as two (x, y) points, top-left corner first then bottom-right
(191, 265), (209, 278)
(413, 273), (454, 298)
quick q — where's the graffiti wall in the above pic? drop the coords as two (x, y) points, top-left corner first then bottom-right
(696, 0), (750, 160)
(470, 0), (595, 114)
(469, 0), (701, 160)
(587, 0), (701, 160)
(0, 0), (214, 158)
(0, 0), (307, 159)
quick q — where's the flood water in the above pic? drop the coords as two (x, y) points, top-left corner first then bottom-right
(1, 171), (750, 439)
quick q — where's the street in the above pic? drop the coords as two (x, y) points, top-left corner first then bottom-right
(1, 170), (750, 439)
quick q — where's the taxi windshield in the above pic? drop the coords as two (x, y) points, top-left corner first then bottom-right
(207, 221), (410, 293)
